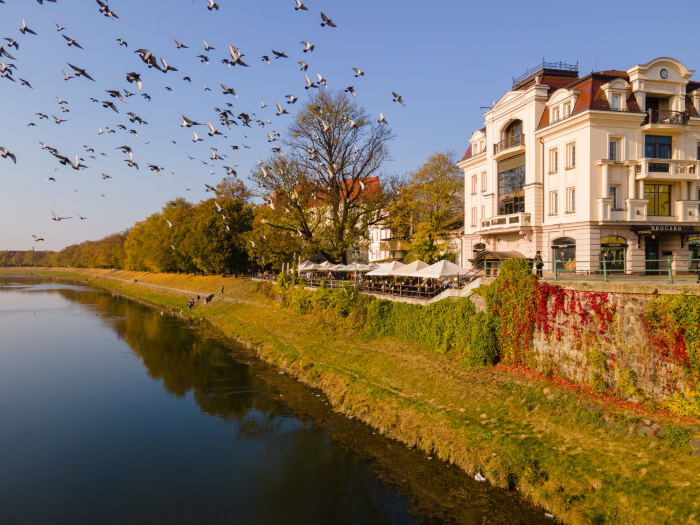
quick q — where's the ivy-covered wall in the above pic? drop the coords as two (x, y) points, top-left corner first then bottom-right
(270, 260), (700, 418)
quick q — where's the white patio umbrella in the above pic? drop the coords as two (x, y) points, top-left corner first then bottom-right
(390, 260), (428, 276)
(366, 261), (404, 276)
(410, 260), (470, 279)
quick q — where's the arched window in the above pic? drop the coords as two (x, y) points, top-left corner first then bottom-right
(505, 120), (523, 138)
(473, 243), (486, 257)
(552, 237), (576, 272)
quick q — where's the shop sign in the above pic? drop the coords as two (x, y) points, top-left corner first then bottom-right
(633, 225), (700, 234)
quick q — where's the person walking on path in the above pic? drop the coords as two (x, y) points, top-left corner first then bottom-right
(221, 284), (224, 295)
(534, 251), (544, 278)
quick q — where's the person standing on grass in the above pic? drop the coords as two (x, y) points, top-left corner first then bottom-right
(221, 284), (224, 295)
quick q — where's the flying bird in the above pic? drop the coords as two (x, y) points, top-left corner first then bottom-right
(353, 68), (365, 77)
(294, 0), (307, 10)
(0, 147), (16, 163)
(304, 73), (317, 90)
(67, 63), (95, 81)
(345, 86), (355, 98)
(378, 112), (388, 124)
(77, 213), (87, 220)
(126, 72), (142, 92)
(101, 100), (118, 113)
(45, 177), (56, 182)
(148, 164), (164, 176)
(3, 38), (19, 50)
(61, 69), (74, 81)
(272, 50), (288, 59)
(192, 131), (203, 142)
(392, 92), (405, 106)
(62, 34), (83, 49)
(32, 235), (45, 242)
(286, 94), (297, 104)
(51, 114), (68, 124)
(300, 41), (314, 52)
(220, 83), (237, 96)
(55, 22), (65, 31)
(298, 61), (308, 71)
(320, 12), (337, 27)
(275, 101), (289, 116)
(20, 19), (38, 35)
(105, 89), (126, 103)
(174, 38), (188, 49)
(206, 0), (219, 10)
(19, 78), (33, 89)
(51, 210), (72, 221)
(101, 171), (112, 179)
(160, 57), (177, 73)
(203, 40), (215, 51)
(117, 38), (128, 47)
(207, 121), (222, 136)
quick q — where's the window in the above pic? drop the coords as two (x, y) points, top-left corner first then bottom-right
(552, 237), (576, 272)
(697, 142), (700, 160)
(611, 94), (621, 110)
(564, 102), (572, 117)
(645, 135), (671, 159)
(550, 149), (558, 173)
(471, 207), (477, 227)
(481, 172), (487, 192)
(567, 143), (576, 168)
(498, 165), (525, 215)
(567, 188), (576, 212)
(610, 186), (618, 209)
(550, 191), (558, 215)
(644, 184), (672, 216)
(552, 107), (560, 122)
(609, 139), (619, 162)
(471, 175), (477, 194)
(505, 120), (522, 138)
(481, 205), (485, 219)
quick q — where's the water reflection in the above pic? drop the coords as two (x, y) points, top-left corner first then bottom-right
(0, 276), (549, 525)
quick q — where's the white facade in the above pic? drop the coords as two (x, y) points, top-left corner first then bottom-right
(458, 57), (700, 274)
(367, 223), (392, 262)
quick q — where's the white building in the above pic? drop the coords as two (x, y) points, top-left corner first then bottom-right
(458, 57), (700, 274)
(367, 223), (392, 262)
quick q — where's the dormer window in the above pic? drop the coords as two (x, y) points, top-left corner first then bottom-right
(612, 94), (621, 110)
(564, 102), (572, 117)
(552, 107), (560, 122)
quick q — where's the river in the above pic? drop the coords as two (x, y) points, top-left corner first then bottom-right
(0, 276), (550, 524)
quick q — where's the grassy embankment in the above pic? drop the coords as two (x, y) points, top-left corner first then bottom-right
(4, 267), (700, 525)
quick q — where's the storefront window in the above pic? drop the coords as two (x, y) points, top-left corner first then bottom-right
(601, 236), (627, 272)
(552, 237), (576, 272)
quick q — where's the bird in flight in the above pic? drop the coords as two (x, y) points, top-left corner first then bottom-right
(301, 41), (314, 53)
(4, 38), (19, 51)
(52, 114), (68, 124)
(67, 63), (95, 81)
(392, 92), (405, 106)
(207, 121), (222, 136)
(32, 235), (45, 242)
(117, 38), (128, 47)
(51, 210), (72, 221)
(353, 68), (365, 77)
(101, 172), (112, 179)
(345, 86), (356, 98)
(174, 38), (188, 49)
(21, 20), (38, 35)
(378, 113), (388, 125)
(272, 50), (288, 59)
(286, 94), (297, 104)
(62, 34), (84, 49)
(192, 132), (203, 142)
(320, 12), (337, 27)
(206, 0), (219, 10)
(276, 101), (289, 116)
(203, 40), (215, 51)
(77, 213), (87, 220)
(294, 0), (308, 10)
(55, 22), (65, 31)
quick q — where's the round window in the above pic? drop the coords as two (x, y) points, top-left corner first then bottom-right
(660, 69), (669, 79)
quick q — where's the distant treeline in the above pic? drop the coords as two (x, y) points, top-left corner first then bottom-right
(2, 178), (255, 275)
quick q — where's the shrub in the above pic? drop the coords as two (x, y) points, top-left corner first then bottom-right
(465, 312), (498, 368)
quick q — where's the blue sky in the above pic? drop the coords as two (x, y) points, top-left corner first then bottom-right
(1, 0), (698, 251)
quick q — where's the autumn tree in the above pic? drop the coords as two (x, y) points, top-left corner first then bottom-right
(249, 90), (398, 264)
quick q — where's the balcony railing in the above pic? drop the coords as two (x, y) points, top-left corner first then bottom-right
(493, 134), (525, 155)
(636, 159), (698, 179)
(643, 109), (689, 126)
(480, 212), (531, 231)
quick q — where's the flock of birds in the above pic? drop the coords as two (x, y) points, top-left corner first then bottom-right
(1, 0), (407, 247)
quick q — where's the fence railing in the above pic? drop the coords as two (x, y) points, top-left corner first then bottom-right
(484, 258), (700, 283)
(643, 109), (689, 126)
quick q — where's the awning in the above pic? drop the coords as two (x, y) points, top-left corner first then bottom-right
(366, 261), (404, 276)
(410, 260), (471, 279)
(472, 251), (526, 266)
(390, 260), (428, 276)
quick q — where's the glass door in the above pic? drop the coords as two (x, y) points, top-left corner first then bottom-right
(645, 237), (659, 275)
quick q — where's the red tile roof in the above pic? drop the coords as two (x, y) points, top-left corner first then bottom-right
(460, 144), (473, 162)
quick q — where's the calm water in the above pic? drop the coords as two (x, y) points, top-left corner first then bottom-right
(0, 276), (550, 525)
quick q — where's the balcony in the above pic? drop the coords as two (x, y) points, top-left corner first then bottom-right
(493, 134), (525, 160)
(635, 159), (699, 181)
(642, 109), (689, 131)
(479, 212), (532, 232)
